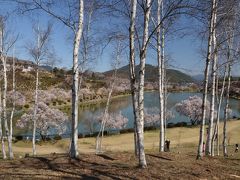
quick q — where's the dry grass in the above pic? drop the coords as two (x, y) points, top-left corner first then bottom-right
(9, 120), (240, 157)
(0, 120), (239, 179)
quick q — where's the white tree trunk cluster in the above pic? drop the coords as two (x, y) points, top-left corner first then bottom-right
(157, 0), (165, 152)
(197, 0), (217, 159)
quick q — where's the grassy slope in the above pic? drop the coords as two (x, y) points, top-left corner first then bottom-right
(11, 120), (240, 156)
(0, 120), (239, 179)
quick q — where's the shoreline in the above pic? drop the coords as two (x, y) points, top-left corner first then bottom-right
(57, 89), (201, 108)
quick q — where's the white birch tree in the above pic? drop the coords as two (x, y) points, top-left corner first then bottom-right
(16, 0), (84, 159)
(69, 0), (84, 158)
(211, 65), (227, 156)
(205, 0), (218, 156)
(129, 0), (139, 157)
(156, 0), (165, 152)
(0, 16), (16, 159)
(197, 0), (217, 159)
(137, 0), (152, 168)
(96, 39), (122, 154)
(9, 48), (16, 159)
(26, 23), (52, 155)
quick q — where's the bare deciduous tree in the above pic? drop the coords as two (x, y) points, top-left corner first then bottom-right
(96, 39), (122, 154)
(26, 23), (52, 155)
(0, 15), (17, 159)
(16, 0), (84, 159)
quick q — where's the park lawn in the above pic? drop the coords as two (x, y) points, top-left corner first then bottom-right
(10, 120), (240, 157)
(0, 120), (239, 179)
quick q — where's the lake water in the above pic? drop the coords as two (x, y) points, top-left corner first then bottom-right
(77, 92), (240, 134)
(14, 92), (240, 137)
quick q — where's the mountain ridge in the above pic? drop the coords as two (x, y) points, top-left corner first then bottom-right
(104, 64), (194, 83)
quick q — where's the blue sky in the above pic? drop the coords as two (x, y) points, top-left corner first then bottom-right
(0, 1), (239, 76)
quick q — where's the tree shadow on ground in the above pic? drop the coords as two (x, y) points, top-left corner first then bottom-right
(147, 154), (173, 161)
(97, 154), (115, 161)
(3, 154), (136, 179)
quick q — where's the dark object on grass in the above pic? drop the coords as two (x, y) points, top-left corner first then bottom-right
(235, 144), (239, 153)
(165, 140), (171, 152)
(25, 153), (30, 158)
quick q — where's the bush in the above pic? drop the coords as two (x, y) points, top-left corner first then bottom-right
(53, 101), (56, 106)
(175, 122), (188, 127)
(120, 128), (134, 134)
(53, 135), (62, 140)
(15, 135), (23, 141)
(167, 123), (175, 128)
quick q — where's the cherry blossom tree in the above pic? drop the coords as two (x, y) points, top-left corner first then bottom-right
(37, 88), (71, 104)
(16, 102), (68, 141)
(96, 111), (128, 131)
(144, 107), (175, 127)
(175, 96), (210, 125)
(7, 90), (26, 107)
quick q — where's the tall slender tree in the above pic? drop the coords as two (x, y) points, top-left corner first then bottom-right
(69, 0), (84, 158)
(129, 0), (139, 157)
(206, 0), (218, 156)
(9, 48), (16, 159)
(212, 65), (227, 156)
(156, 0), (165, 152)
(16, 0), (84, 159)
(0, 16), (16, 159)
(26, 23), (52, 155)
(197, 0), (217, 159)
(96, 39), (122, 154)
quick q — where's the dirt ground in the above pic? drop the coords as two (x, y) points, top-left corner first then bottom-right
(0, 151), (239, 179)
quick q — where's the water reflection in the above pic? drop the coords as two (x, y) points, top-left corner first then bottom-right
(14, 92), (240, 136)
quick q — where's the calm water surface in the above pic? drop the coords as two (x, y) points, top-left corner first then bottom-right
(15, 92), (240, 137)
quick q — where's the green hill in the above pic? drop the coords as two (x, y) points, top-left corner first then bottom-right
(104, 64), (194, 83)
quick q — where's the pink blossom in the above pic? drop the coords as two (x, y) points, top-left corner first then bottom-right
(7, 90), (26, 106)
(96, 111), (128, 130)
(16, 102), (69, 137)
(175, 95), (210, 125)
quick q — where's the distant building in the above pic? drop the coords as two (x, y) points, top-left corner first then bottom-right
(1, 57), (36, 72)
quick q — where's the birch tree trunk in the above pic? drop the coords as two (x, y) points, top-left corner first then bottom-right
(129, 0), (139, 156)
(32, 62), (39, 156)
(212, 66), (227, 156)
(223, 57), (231, 157)
(0, 87), (6, 159)
(9, 50), (16, 159)
(96, 41), (120, 154)
(137, 0), (152, 168)
(0, 19), (7, 159)
(2, 56), (13, 159)
(197, 0), (216, 159)
(206, 6), (217, 155)
(157, 0), (165, 152)
(69, 0), (84, 158)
